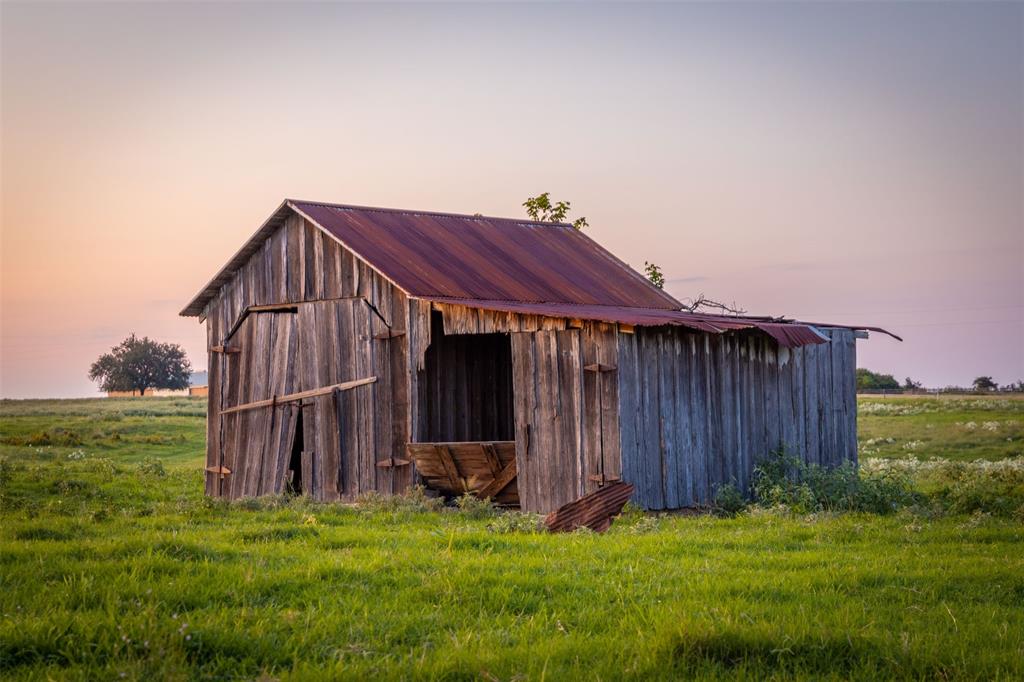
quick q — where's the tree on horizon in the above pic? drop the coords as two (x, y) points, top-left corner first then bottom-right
(88, 334), (191, 396)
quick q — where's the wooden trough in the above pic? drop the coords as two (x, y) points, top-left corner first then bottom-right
(405, 441), (519, 506)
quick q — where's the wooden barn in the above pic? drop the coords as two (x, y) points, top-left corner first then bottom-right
(181, 199), (895, 513)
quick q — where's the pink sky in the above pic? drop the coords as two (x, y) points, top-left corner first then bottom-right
(2, 2), (1021, 398)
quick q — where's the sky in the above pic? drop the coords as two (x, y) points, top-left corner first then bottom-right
(1, 1), (1021, 399)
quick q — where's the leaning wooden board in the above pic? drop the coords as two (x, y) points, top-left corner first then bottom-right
(405, 441), (519, 506)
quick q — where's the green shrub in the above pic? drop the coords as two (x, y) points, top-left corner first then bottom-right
(712, 482), (748, 516)
(1, 427), (84, 447)
(487, 511), (543, 534)
(454, 492), (498, 519)
(356, 485), (444, 514)
(136, 457), (167, 477)
(863, 457), (1024, 519)
(752, 450), (919, 514)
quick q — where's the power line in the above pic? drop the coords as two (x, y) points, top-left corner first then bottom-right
(798, 303), (1023, 317)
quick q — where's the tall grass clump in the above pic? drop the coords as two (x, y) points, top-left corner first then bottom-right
(863, 456), (1024, 519)
(751, 449), (919, 514)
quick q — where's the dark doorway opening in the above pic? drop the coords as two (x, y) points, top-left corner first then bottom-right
(287, 411), (305, 494)
(421, 312), (514, 442)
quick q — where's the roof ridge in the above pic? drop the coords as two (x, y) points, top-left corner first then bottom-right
(287, 198), (575, 228)
(425, 296), (683, 311)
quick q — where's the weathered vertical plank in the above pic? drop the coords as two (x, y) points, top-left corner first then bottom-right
(389, 289), (412, 490)
(616, 331), (640, 504)
(354, 300), (377, 495)
(335, 299), (358, 496)
(511, 332), (537, 510)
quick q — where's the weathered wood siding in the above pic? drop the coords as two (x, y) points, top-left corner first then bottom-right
(438, 304), (625, 513)
(618, 327), (857, 509)
(203, 213), (422, 499)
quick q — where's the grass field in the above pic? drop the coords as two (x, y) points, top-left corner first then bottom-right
(1, 397), (1022, 680)
(858, 395), (1023, 462)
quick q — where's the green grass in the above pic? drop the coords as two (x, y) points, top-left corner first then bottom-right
(0, 398), (205, 467)
(1, 397), (1022, 680)
(858, 395), (1023, 462)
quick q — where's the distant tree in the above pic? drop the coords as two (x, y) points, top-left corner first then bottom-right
(856, 368), (900, 390)
(523, 192), (588, 230)
(1002, 380), (1024, 393)
(89, 334), (191, 396)
(903, 377), (922, 390)
(972, 376), (998, 392)
(644, 261), (665, 289)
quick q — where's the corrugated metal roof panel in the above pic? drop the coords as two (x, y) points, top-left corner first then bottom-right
(428, 297), (898, 347)
(289, 200), (682, 309)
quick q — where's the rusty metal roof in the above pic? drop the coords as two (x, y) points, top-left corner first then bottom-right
(181, 199), (681, 317)
(289, 200), (683, 309)
(181, 199), (899, 348)
(430, 297), (891, 347)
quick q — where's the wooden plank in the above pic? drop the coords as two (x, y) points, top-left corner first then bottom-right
(243, 312), (271, 496)
(477, 459), (517, 499)
(352, 300), (377, 495)
(205, 309), (222, 496)
(661, 331), (680, 509)
(219, 376), (377, 414)
(371, 289), (395, 495)
(641, 330), (664, 509)
(615, 331), (640, 505)
(434, 444), (463, 492)
(317, 302), (340, 501)
(210, 345), (241, 354)
(223, 304), (299, 344)
(510, 332), (538, 510)
(389, 288), (413, 493)
(673, 333), (691, 506)
(597, 325), (622, 487)
(334, 299), (358, 496)
(480, 442), (502, 477)
(581, 326), (602, 494)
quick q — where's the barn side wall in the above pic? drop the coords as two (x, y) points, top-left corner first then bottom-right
(617, 328), (857, 510)
(202, 212), (429, 499)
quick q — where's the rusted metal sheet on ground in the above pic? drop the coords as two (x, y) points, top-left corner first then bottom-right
(543, 481), (635, 533)
(405, 441), (519, 506)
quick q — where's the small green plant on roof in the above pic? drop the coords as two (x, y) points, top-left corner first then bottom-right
(644, 261), (665, 289)
(522, 192), (588, 230)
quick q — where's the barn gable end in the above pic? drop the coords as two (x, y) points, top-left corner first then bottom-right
(202, 211), (425, 499)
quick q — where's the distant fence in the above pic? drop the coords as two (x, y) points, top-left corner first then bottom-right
(858, 389), (1023, 397)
